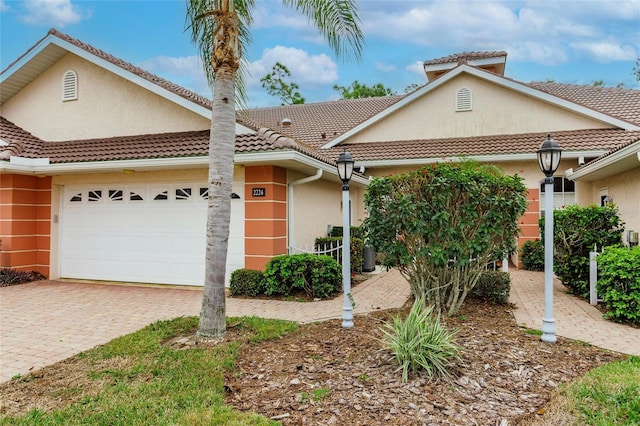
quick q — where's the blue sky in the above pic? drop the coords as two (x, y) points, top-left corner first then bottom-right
(1, 0), (639, 108)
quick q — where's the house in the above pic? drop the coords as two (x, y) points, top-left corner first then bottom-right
(2, 31), (639, 286)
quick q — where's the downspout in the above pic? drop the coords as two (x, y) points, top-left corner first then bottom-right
(288, 169), (323, 253)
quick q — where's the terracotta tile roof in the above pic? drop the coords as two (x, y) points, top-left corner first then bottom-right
(0, 113), (336, 166)
(0, 116), (43, 160)
(322, 129), (640, 162)
(580, 133), (640, 168)
(528, 82), (640, 126)
(423, 51), (507, 66)
(47, 29), (212, 110)
(238, 95), (406, 148)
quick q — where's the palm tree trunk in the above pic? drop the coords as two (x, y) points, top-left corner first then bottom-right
(198, 69), (236, 338)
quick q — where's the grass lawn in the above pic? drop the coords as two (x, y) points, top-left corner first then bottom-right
(1, 316), (297, 425)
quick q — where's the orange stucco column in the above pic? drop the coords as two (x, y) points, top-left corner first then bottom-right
(515, 188), (541, 267)
(244, 166), (287, 271)
(0, 173), (52, 276)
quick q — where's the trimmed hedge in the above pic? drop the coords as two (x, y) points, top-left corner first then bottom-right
(229, 269), (265, 296)
(596, 246), (640, 324)
(546, 205), (624, 298)
(264, 253), (342, 299)
(521, 240), (544, 271)
(471, 271), (511, 305)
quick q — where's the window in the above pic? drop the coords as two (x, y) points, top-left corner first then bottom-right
(88, 190), (102, 202)
(129, 191), (144, 201)
(108, 189), (123, 201)
(70, 193), (82, 202)
(62, 70), (78, 101)
(154, 190), (168, 201)
(455, 87), (472, 111)
(175, 188), (192, 200)
(540, 177), (575, 214)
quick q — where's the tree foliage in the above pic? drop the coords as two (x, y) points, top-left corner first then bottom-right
(364, 162), (528, 315)
(333, 80), (395, 99)
(634, 58), (640, 81)
(260, 62), (305, 105)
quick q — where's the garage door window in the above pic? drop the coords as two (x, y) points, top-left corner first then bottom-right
(176, 188), (192, 200)
(70, 193), (82, 202)
(88, 190), (102, 202)
(109, 190), (124, 201)
(154, 190), (168, 201)
(130, 191), (144, 201)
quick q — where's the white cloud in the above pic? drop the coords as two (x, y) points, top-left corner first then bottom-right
(406, 61), (425, 77)
(570, 42), (637, 62)
(375, 62), (396, 72)
(246, 46), (338, 89)
(358, 0), (638, 65)
(1, 0), (10, 12)
(20, 0), (87, 27)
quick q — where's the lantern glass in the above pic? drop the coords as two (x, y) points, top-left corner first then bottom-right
(537, 134), (562, 177)
(336, 149), (354, 183)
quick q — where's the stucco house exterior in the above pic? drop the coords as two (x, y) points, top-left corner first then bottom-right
(2, 30), (639, 286)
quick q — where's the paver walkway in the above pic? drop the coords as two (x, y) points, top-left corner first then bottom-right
(2, 267), (638, 384)
(0, 268), (410, 383)
(509, 268), (640, 356)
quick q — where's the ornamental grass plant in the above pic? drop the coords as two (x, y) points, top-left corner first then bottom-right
(380, 298), (461, 383)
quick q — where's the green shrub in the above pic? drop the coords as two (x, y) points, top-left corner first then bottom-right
(263, 254), (341, 299)
(315, 236), (363, 273)
(546, 205), (624, 298)
(229, 269), (265, 296)
(596, 246), (640, 324)
(380, 298), (461, 383)
(521, 240), (544, 271)
(0, 268), (47, 287)
(471, 271), (511, 304)
(328, 225), (364, 240)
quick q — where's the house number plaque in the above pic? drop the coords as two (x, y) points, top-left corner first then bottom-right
(252, 187), (266, 197)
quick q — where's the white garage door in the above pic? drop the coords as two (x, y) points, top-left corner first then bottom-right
(60, 182), (244, 286)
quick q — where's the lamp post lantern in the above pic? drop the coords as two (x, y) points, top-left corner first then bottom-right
(537, 134), (562, 343)
(336, 149), (355, 328)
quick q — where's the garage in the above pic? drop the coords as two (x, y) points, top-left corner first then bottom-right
(59, 182), (244, 286)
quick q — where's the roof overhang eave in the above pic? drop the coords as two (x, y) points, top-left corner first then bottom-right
(357, 150), (609, 168)
(567, 140), (640, 181)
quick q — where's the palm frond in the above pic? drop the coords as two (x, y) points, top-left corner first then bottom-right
(283, 0), (363, 60)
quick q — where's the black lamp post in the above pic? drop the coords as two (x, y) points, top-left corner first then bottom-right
(537, 134), (562, 343)
(336, 149), (354, 328)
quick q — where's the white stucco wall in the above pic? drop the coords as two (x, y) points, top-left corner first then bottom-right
(2, 53), (210, 141)
(347, 74), (613, 143)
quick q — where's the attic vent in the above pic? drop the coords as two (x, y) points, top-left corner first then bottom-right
(62, 70), (78, 101)
(455, 87), (472, 112)
(281, 118), (292, 127)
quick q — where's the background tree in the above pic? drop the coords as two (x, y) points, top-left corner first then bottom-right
(634, 58), (640, 81)
(186, 0), (363, 338)
(364, 162), (527, 315)
(403, 83), (421, 93)
(260, 62), (305, 105)
(333, 80), (395, 98)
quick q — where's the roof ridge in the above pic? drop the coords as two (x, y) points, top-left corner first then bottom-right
(6, 29), (213, 110)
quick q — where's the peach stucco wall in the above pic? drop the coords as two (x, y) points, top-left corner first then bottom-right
(289, 171), (366, 251)
(346, 74), (613, 144)
(580, 167), (640, 237)
(2, 53), (210, 141)
(0, 174), (51, 276)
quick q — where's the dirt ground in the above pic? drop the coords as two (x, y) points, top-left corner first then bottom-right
(0, 298), (624, 425)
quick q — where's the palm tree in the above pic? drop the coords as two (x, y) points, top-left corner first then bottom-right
(186, 0), (363, 338)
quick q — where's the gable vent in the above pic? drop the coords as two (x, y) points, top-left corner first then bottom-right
(62, 70), (78, 101)
(455, 87), (472, 111)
